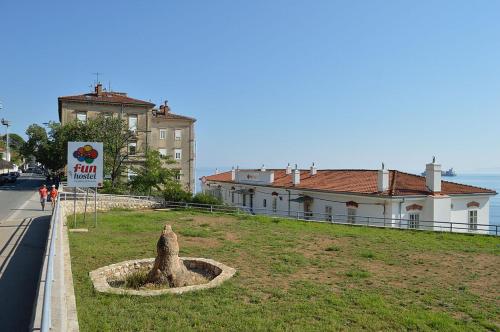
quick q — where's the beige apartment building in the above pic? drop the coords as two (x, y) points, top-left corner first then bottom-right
(58, 84), (196, 192)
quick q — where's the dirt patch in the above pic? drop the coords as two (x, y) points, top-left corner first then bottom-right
(225, 232), (240, 242)
(180, 237), (221, 249)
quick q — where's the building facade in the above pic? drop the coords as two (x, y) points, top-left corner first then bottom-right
(58, 84), (196, 192)
(202, 162), (497, 234)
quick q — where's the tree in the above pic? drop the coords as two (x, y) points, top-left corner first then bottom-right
(23, 117), (135, 186)
(129, 150), (178, 196)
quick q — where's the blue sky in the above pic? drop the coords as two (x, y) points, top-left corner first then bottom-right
(1, 1), (499, 173)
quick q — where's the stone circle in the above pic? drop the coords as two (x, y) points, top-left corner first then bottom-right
(89, 257), (236, 296)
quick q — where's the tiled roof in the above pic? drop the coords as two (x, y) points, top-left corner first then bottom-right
(152, 112), (196, 122)
(58, 92), (155, 107)
(204, 169), (496, 197)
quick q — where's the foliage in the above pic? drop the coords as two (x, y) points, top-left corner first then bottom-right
(22, 117), (135, 186)
(191, 193), (222, 205)
(128, 150), (177, 196)
(162, 183), (192, 202)
(123, 270), (150, 289)
(99, 180), (129, 195)
(0, 133), (25, 164)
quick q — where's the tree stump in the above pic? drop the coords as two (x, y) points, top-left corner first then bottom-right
(146, 224), (192, 287)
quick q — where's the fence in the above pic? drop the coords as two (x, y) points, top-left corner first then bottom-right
(161, 200), (499, 236)
(40, 194), (62, 331)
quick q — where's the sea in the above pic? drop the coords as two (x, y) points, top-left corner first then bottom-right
(195, 168), (500, 227)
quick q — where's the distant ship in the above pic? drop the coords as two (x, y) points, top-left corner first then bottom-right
(421, 168), (457, 177)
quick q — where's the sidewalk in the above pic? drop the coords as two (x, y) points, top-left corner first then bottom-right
(0, 192), (52, 331)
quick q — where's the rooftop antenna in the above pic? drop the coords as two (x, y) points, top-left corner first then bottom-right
(92, 72), (102, 84)
(108, 81), (112, 92)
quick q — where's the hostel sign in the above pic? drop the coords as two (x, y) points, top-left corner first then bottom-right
(67, 142), (103, 187)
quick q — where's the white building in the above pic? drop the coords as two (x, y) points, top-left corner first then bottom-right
(201, 162), (497, 234)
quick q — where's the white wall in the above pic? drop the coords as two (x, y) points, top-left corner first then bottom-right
(202, 181), (494, 235)
(450, 196), (490, 234)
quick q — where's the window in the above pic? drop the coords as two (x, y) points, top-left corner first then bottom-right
(347, 208), (356, 224)
(272, 197), (277, 213)
(325, 206), (333, 222)
(158, 148), (167, 157)
(409, 213), (419, 229)
(468, 210), (478, 230)
(128, 142), (137, 155)
(104, 113), (112, 119)
(175, 172), (181, 181)
(127, 168), (137, 181)
(76, 112), (87, 123)
(174, 129), (182, 141)
(242, 194), (247, 207)
(263, 199), (267, 208)
(128, 114), (138, 131)
(159, 129), (166, 140)
(174, 149), (182, 160)
(231, 192), (235, 203)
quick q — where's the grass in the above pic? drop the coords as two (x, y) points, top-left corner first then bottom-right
(69, 209), (500, 331)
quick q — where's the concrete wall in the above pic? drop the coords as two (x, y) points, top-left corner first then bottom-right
(60, 195), (162, 214)
(149, 117), (195, 192)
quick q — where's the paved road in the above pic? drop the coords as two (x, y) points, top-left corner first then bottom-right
(0, 173), (51, 331)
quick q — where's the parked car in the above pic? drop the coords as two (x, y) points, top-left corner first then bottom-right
(10, 171), (20, 178)
(0, 173), (16, 183)
(0, 177), (6, 186)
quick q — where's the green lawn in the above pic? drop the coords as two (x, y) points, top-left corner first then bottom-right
(69, 209), (500, 331)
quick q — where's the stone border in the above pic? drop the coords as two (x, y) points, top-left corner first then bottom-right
(89, 257), (236, 296)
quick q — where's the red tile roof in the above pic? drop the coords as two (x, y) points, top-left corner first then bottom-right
(59, 92), (155, 106)
(152, 112), (196, 122)
(58, 91), (156, 121)
(204, 169), (496, 197)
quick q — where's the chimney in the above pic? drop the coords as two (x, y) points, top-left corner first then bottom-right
(292, 164), (300, 185)
(95, 83), (103, 96)
(310, 162), (317, 176)
(285, 163), (292, 174)
(231, 166), (236, 181)
(215, 168), (219, 175)
(260, 164), (266, 172)
(377, 162), (389, 192)
(425, 156), (441, 192)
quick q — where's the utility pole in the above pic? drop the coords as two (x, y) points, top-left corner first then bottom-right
(1, 118), (11, 162)
(0, 101), (10, 162)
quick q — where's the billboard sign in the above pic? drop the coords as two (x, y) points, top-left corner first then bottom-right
(67, 142), (103, 188)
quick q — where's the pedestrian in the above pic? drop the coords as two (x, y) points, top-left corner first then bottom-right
(38, 184), (48, 211)
(50, 184), (58, 211)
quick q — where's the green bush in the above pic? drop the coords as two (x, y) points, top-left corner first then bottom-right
(191, 193), (222, 205)
(99, 180), (129, 195)
(163, 186), (192, 202)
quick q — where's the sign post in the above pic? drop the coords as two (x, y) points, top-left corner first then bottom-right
(67, 142), (104, 227)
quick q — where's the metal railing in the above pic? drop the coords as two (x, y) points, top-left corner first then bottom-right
(51, 191), (500, 236)
(161, 201), (499, 236)
(40, 194), (61, 331)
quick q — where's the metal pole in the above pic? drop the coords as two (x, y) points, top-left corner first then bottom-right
(5, 122), (10, 162)
(73, 187), (77, 228)
(94, 187), (97, 227)
(83, 188), (89, 224)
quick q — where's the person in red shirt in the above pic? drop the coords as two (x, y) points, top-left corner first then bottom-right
(38, 184), (48, 211)
(50, 185), (58, 210)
